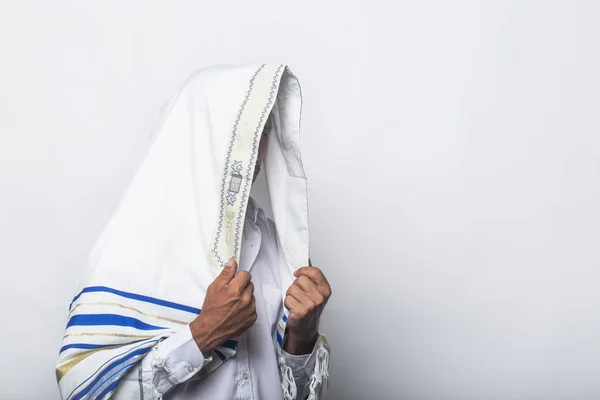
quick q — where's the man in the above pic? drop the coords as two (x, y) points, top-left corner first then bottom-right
(56, 64), (331, 400)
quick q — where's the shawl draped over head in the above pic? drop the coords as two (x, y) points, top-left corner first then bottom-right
(56, 64), (329, 400)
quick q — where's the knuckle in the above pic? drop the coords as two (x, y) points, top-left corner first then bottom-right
(238, 271), (250, 279)
(240, 294), (249, 305)
(299, 276), (310, 285)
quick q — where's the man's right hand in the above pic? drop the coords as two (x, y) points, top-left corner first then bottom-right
(190, 258), (257, 356)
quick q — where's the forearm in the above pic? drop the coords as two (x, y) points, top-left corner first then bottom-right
(283, 330), (319, 355)
(190, 314), (231, 356)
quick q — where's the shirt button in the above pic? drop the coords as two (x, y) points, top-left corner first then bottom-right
(188, 366), (194, 373)
(243, 372), (249, 380)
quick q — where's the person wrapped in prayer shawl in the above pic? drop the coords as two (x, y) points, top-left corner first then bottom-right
(56, 64), (331, 400)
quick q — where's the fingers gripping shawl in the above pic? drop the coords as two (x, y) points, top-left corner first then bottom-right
(56, 64), (329, 399)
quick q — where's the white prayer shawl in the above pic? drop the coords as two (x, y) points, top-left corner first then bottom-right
(56, 64), (329, 400)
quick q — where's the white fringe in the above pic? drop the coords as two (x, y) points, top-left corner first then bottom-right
(278, 350), (298, 400)
(278, 341), (330, 400)
(306, 345), (330, 400)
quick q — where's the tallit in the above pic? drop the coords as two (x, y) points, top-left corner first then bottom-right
(56, 64), (329, 400)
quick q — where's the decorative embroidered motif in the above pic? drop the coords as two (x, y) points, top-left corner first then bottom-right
(212, 64), (284, 268)
(234, 65), (285, 256)
(225, 211), (235, 245)
(212, 65), (265, 267)
(226, 161), (243, 206)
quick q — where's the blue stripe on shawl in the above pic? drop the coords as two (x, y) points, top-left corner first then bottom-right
(220, 340), (238, 350)
(66, 340), (156, 400)
(87, 353), (143, 399)
(214, 349), (226, 361)
(71, 345), (153, 400)
(276, 331), (283, 346)
(69, 286), (201, 314)
(282, 314), (288, 322)
(59, 339), (148, 355)
(59, 343), (110, 354)
(66, 314), (166, 331)
(94, 380), (119, 400)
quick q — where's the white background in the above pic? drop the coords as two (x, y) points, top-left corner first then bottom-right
(1, 1), (599, 399)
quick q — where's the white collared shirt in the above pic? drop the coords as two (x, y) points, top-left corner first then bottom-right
(130, 198), (320, 400)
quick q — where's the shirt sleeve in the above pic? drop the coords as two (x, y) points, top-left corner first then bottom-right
(281, 334), (330, 399)
(110, 326), (213, 398)
(150, 325), (214, 394)
(126, 325), (213, 397)
(281, 349), (312, 389)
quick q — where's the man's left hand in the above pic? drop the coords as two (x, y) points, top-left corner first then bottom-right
(284, 265), (332, 355)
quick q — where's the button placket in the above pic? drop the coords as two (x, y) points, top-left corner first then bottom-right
(236, 336), (253, 398)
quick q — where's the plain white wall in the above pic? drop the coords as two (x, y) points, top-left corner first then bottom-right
(1, 1), (599, 399)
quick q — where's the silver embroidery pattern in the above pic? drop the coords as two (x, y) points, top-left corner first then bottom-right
(233, 65), (284, 258)
(212, 65), (283, 267)
(226, 160), (243, 206)
(212, 65), (265, 266)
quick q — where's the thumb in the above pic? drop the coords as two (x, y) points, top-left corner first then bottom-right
(218, 258), (237, 283)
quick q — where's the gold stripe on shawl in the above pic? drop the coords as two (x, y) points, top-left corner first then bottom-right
(63, 332), (154, 340)
(56, 347), (107, 382)
(69, 302), (188, 325)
